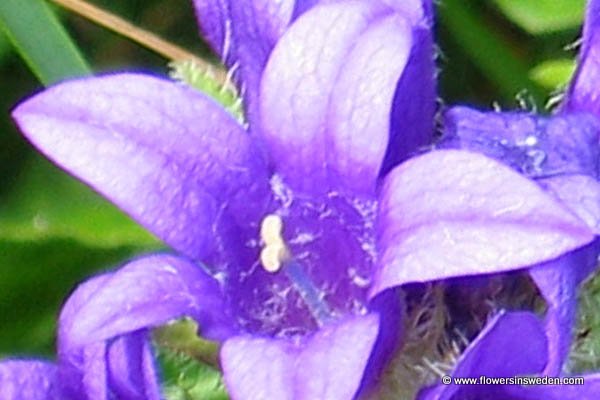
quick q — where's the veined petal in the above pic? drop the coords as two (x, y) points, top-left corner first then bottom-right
(58, 254), (234, 350)
(418, 311), (547, 400)
(221, 314), (379, 400)
(372, 150), (595, 296)
(329, 14), (426, 190)
(261, 1), (433, 194)
(12, 73), (270, 260)
(0, 361), (57, 400)
(563, 0), (600, 115)
(193, 0), (295, 124)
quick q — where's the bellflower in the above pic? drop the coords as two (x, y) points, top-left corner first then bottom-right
(1, 1), (599, 400)
(418, 311), (600, 399)
(435, 0), (600, 378)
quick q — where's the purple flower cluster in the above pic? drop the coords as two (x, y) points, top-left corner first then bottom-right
(1, 0), (600, 399)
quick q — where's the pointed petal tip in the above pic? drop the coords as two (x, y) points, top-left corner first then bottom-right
(12, 73), (270, 260)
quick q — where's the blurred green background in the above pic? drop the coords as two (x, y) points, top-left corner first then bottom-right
(0, 0), (589, 361)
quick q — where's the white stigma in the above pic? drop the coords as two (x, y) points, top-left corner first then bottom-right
(260, 214), (289, 273)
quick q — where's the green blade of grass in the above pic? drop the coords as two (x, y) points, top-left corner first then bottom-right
(440, 0), (544, 104)
(0, 0), (90, 85)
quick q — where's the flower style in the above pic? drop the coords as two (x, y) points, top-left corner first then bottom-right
(1, 0), (599, 400)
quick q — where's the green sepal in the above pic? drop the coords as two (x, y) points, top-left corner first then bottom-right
(170, 60), (244, 123)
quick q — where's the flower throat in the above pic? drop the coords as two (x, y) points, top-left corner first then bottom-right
(259, 214), (333, 326)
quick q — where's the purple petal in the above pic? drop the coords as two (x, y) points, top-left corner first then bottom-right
(292, 0), (319, 18)
(381, 11), (435, 176)
(193, 0), (295, 124)
(57, 341), (110, 400)
(221, 314), (380, 400)
(357, 290), (405, 397)
(57, 274), (110, 399)
(381, 0), (431, 23)
(372, 150), (595, 296)
(57, 266), (161, 400)
(58, 254), (233, 350)
(80, 342), (108, 400)
(261, 1), (433, 194)
(439, 107), (600, 181)
(57, 254), (214, 399)
(12, 73), (270, 260)
(419, 311), (547, 400)
(107, 331), (161, 400)
(529, 238), (600, 375)
(223, 336), (295, 399)
(451, 311), (547, 378)
(0, 360), (57, 400)
(563, 0), (600, 115)
(59, 331), (161, 400)
(540, 175), (600, 234)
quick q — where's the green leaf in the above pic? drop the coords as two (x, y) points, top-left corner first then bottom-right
(0, 238), (139, 357)
(0, 0), (90, 85)
(530, 59), (576, 90)
(494, 0), (585, 34)
(440, 0), (543, 103)
(157, 344), (229, 400)
(0, 154), (161, 249)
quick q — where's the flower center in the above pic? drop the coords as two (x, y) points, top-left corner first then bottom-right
(259, 214), (333, 326)
(211, 174), (377, 338)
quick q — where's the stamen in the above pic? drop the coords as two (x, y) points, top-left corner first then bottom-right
(260, 214), (285, 245)
(260, 243), (288, 273)
(260, 214), (289, 273)
(259, 214), (333, 325)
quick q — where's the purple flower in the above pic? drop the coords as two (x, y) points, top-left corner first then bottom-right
(1, 0), (598, 399)
(435, 0), (600, 378)
(417, 311), (600, 399)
